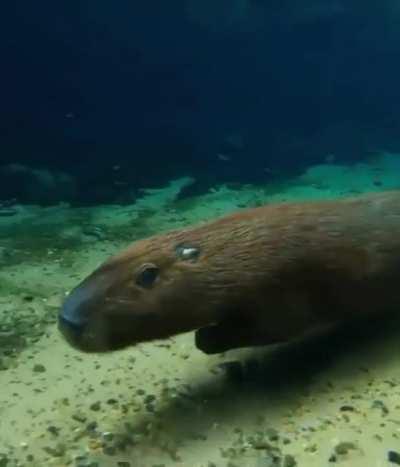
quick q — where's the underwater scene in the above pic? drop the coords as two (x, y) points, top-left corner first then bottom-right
(2, 1), (400, 466)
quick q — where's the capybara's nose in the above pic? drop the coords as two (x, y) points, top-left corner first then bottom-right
(58, 313), (86, 345)
(58, 283), (93, 343)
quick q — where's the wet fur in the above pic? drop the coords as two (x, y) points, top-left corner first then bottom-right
(60, 190), (400, 354)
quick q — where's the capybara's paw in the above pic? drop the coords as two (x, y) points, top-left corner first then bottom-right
(195, 325), (230, 354)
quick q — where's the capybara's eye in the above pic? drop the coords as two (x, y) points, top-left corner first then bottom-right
(175, 243), (200, 262)
(135, 263), (159, 288)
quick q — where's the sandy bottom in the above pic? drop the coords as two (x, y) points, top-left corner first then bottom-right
(1, 154), (400, 467)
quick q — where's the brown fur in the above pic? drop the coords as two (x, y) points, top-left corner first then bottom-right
(59, 190), (400, 354)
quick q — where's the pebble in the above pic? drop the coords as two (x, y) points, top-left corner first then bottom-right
(339, 405), (355, 412)
(256, 454), (280, 467)
(102, 445), (116, 456)
(265, 428), (279, 442)
(102, 431), (114, 442)
(71, 411), (87, 423)
(0, 357), (11, 371)
(388, 450), (400, 465)
(283, 455), (297, 467)
(144, 394), (156, 404)
(89, 401), (101, 411)
(85, 421), (98, 432)
(33, 363), (46, 373)
(371, 399), (389, 415)
(46, 425), (60, 436)
(74, 455), (99, 467)
(42, 443), (66, 457)
(334, 441), (357, 455)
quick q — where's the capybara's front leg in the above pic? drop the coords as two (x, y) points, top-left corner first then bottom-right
(195, 321), (284, 354)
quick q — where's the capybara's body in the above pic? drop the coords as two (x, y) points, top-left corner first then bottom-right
(59, 190), (400, 354)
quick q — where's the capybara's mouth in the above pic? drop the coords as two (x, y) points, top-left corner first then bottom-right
(58, 314), (137, 353)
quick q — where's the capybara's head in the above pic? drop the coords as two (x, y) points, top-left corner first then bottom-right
(58, 216), (260, 352)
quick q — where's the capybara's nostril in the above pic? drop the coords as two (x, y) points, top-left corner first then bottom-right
(59, 287), (90, 325)
(58, 282), (97, 344)
(58, 313), (85, 338)
(58, 294), (89, 346)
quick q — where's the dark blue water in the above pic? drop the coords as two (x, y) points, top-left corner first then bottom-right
(1, 0), (400, 204)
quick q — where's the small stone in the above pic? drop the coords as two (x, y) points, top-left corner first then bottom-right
(256, 455), (280, 467)
(388, 450), (400, 465)
(339, 405), (355, 412)
(144, 394), (156, 404)
(371, 400), (389, 415)
(106, 398), (118, 405)
(304, 443), (317, 453)
(283, 455), (297, 467)
(75, 456), (99, 467)
(43, 443), (66, 457)
(33, 363), (46, 373)
(102, 445), (116, 456)
(102, 431), (114, 442)
(265, 428), (279, 442)
(47, 425), (60, 436)
(0, 358), (10, 371)
(72, 412), (87, 423)
(89, 401), (101, 411)
(86, 421), (98, 432)
(334, 442), (357, 455)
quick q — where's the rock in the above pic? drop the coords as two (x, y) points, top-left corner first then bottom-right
(371, 399), (389, 415)
(283, 454), (297, 467)
(388, 450), (400, 465)
(0, 453), (9, 467)
(102, 431), (114, 442)
(71, 412), (87, 423)
(144, 394), (156, 404)
(89, 401), (101, 411)
(339, 405), (355, 412)
(334, 441), (357, 455)
(265, 428), (279, 442)
(33, 363), (46, 373)
(42, 443), (66, 457)
(256, 454), (280, 467)
(46, 425), (60, 436)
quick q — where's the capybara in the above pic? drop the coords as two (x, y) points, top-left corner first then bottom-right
(58, 190), (400, 354)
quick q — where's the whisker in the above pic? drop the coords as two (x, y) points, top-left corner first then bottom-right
(105, 297), (133, 305)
